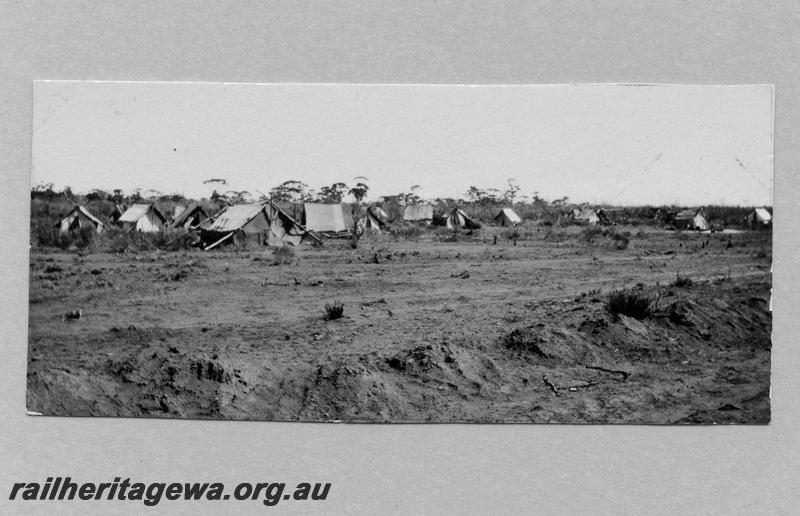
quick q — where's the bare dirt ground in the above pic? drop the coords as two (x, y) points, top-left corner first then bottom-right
(27, 226), (772, 423)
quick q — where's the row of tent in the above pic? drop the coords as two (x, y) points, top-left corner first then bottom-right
(402, 204), (521, 228)
(56, 202), (525, 237)
(55, 202), (205, 235)
(55, 201), (773, 249)
(571, 206), (773, 231)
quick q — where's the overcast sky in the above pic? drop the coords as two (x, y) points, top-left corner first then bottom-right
(32, 81), (773, 206)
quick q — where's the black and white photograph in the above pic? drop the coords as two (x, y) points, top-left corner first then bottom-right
(27, 81), (773, 424)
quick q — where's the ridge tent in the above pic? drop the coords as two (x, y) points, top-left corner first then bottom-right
(747, 207), (772, 227)
(402, 204), (434, 223)
(117, 203), (167, 232)
(54, 205), (105, 234)
(171, 205), (186, 221)
(171, 201), (209, 230)
(200, 201), (317, 250)
(370, 206), (389, 221)
(302, 203), (353, 237)
(674, 209), (709, 231)
(572, 207), (600, 225)
(446, 207), (481, 230)
(360, 206), (388, 234)
(595, 209), (611, 225)
(494, 208), (522, 226)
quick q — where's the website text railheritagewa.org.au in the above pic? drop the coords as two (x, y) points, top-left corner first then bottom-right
(8, 477), (331, 507)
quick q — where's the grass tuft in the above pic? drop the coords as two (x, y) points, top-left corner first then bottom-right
(324, 301), (344, 321)
(607, 289), (652, 320)
(672, 273), (693, 288)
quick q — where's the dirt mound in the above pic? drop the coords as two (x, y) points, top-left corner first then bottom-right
(501, 325), (600, 365)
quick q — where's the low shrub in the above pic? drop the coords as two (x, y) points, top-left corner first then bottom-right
(609, 230), (630, 250)
(578, 226), (603, 243)
(607, 289), (652, 320)
(574, 288), (602, 301)
(324, 301), (344, 321)
(33, 221), (97, 251)
(672, 273), (693, 288)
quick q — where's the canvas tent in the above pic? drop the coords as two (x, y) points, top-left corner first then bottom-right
(446, 207), (481, 230)
(402, 204), (434, 223)
(302, 203), (353, 237)
(369, 206), (389, 222)
(117, 203), (167, 232)
(172, 205), (186, 220)
(360, 206), (388, 234)
(171, 201), (209, 230)
(747, 207), (772, 227)
(571, 207), (602, 225)
(673, 209), (709, 231)
(200, 201), (317, 250)
(494, 208), (522, 226)
(54, 205), (104, 234)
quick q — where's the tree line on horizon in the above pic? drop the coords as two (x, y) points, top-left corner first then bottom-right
(31, 176), (770, 231)
(31, 177), (570, 208)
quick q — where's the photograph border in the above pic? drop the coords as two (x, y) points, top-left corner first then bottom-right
(2, 2), (798, 513)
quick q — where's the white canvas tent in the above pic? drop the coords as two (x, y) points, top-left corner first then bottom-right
(360, 206), (388, 234)
(172, 205), (186, 220)
(402, 204), (434, 223)
(201, 201), (317, 250)
(693, 212), (710, 231)
(446, 207), (481, 230)
(572, 207), (601, 225)
(171, 201), (209, 230)
(117, 203), (167, 232)
(674, 209), (709, 231)
(54, 205), (104, 234)
(748, 207), (772, 227)
(494, 208), (522, 226)
(303, 203), (353, 236)
(370, 206), (389, 221)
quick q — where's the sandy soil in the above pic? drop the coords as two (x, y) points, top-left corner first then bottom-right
(27, 226), (772, 423)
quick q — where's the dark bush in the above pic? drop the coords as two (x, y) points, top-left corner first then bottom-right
(607, 290), (652, 320)
(324, 301), (344, 321)
(672, 273), (693, 288)
(34, 223), (96, 251)
(608, 230), (630, 250)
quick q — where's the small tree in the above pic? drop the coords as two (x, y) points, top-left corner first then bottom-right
(504, 178), (521, 204)
(348, 179), (369, 203)
(226, 190), (252, 204)
(316, 182), (349, 203)
(269, 180), (307, 203)
(330, 182), (348, 203)
(465, 186), (485, 203)
(348, 177), (369, 248)
(210, 189), (230, 207)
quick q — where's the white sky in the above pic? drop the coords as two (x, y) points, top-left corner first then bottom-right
(32, 81), (773, 206)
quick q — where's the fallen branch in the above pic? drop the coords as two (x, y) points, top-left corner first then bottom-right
(542, 375), (560, 396)
(584, 365), (630, 381)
